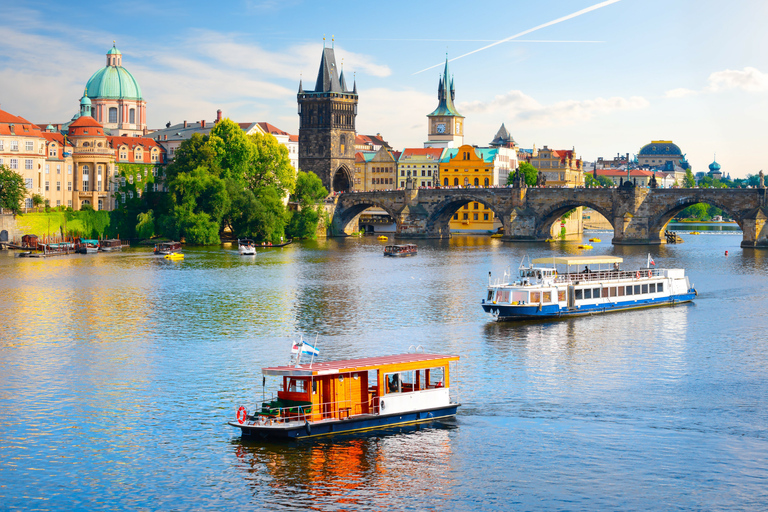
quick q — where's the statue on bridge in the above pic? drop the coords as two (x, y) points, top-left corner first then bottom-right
(512, 167), (527, 189)
(649, 172), (658, 189)
(536, 170), (546, 187)
(760, 170), (765, 189)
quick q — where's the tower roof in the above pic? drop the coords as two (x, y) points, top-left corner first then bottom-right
(85, 45), (143, 100)
(490, 123), (515, 147)
(428, 56), (462, 117)
(313, 47), (345, 93)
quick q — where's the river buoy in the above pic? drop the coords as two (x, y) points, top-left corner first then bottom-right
(725, 250), (728, 256)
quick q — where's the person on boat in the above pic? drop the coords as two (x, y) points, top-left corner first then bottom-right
(583, 266), (590, 274)
(614, 262), (620, 271)
(388, 373), (399, 393)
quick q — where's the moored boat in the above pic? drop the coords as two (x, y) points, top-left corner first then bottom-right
(99, 239), (127, 251)
(384, 244), (417, 257)
(482, 255), (696, 321)
(229, 349), (460, 440)
(75, 238), (99, 254)
(238, 239), (256, 255)
(154, 241), (181, 255)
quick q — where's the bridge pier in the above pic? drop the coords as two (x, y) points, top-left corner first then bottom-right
(740, 207), (768, 248)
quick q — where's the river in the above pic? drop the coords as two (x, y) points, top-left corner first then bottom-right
(1, 231), (766, 510)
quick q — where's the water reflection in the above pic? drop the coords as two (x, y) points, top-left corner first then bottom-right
(233, 424), (456, 510)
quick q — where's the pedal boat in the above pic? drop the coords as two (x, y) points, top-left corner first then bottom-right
(482, 255), (696, 321)
(229, 353), (460, 440)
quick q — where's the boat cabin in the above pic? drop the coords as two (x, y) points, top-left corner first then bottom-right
(258, 353), (459, 423)
(154, 241), (182, 254)
(384, 244), (418, 257)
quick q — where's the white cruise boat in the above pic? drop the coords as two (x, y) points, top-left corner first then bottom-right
(482, 255), (696, 321)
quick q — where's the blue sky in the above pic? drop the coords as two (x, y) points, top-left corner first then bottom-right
(2, 0), (767, 177)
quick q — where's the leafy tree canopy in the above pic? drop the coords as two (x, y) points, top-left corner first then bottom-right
(0, 165), (27, 214)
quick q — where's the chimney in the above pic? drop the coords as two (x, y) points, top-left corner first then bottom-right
(183, 120), (187, 128)
(216, 109), (222, 122)
(201, 120), (206, 128)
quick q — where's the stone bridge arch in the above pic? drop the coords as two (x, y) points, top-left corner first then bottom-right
(425, 191), (508, 237)
(332, 194), (400, 235)
(647, 192), (745, 238)
(534, 199), (615, 239)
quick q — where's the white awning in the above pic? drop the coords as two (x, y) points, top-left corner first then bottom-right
(532, 256), (623, 266)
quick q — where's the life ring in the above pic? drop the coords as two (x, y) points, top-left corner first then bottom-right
(636, 271), (640, 279)
(237, 406), (247, 424)
(647, 270), (652, 278)
(304, 420), (312, 435)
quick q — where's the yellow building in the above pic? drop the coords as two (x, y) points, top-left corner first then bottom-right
(528, 145), (584, 187)
(0, 108), (47, 210)
(354, 146), (397, 191)
(397, 148), (442, 188)
(439, 144), (500, 232)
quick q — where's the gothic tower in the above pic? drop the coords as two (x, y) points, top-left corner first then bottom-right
(425, 56), (464, 149)
(298, 43), (358, 193)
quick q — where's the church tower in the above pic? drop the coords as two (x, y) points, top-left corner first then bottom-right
(425, 57), (464, 149)
(298, 42), (358, 193)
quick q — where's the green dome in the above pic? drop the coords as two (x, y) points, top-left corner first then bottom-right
(85, 65), (143, 100)
(107, 45), (122, 55)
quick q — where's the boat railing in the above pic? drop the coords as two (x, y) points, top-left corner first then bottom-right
(555, 268), (660, 284)
(246, 395), (378, 426)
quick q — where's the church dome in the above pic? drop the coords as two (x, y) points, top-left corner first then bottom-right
(638, 141), (682, 156)
(85, 44), (143, 101)
(709, 159), (721, 172)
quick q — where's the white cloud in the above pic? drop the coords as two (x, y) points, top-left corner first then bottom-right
(665, 67), (768, 98)
(460, 91), (649, 126)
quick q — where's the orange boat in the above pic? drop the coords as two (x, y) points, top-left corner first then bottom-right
(230, 351), (460, 440)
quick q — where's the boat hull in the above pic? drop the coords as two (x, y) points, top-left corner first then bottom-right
(229, 404), (459, 440)
(482, 292), (696, 320)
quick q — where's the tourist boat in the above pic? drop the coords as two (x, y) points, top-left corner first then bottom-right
(482, 255), (697, 321)
(229, 350), (460, 440)
(99, 239), (126, 251)
(238, 239), (256, 255)
(154, 241), (181, 255)
(384, 244), (417, 257)
(75, 238), (99, 254)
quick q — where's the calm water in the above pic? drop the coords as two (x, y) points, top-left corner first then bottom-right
(1, 232), (767, 511)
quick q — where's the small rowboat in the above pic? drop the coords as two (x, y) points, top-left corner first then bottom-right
(589, 238), (601, 243)
(377, 235), (388, 241)
(164, 252), (184, 260)
(578, 244), (593, 249)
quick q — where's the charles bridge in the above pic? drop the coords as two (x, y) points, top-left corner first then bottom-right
(329, 183), (768, 248)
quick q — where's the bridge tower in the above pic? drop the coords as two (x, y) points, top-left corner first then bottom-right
(424, 56), (464, 149)
(298, 41), (358, 193)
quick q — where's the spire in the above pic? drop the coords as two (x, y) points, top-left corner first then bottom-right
(339, 58), (347, 91)
(353, 72), (357, 94)
(313, 45), (343, 93)
(428, 55), (461, 117)
(298, 78), (303, 93)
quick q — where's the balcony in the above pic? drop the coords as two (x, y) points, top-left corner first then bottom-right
(73, 147), (114, 156)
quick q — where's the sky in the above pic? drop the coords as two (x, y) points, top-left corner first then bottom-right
(2, 0), (767, 178)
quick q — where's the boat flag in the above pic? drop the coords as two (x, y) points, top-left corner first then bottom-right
(291, 341), (301, 354)
(301, 341), (320, 357)
(647, 254), (656, 267)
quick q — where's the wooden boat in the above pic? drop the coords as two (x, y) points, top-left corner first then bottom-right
(577, 244), (593, 249)
(384, 244), (417, 257)
(238, 239), (256, 255)
(99, 239), (127, 251)
(154, 241), (181, 255)
(255, 239), (293, 248)
(230, 351), (460, 440)
(482, 255), (696, 321)
(75, 238), (99, 254)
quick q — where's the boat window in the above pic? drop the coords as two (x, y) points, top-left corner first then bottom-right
(531, 291), (541, 303)
(385, 372), (401, 394)
(558, 290), (566, 302)
(649, 283), (656, 293)
(487, 290), (494, 301)
(642, 284), (648, 294)
(495, 290), (510, 302)
(658, 283), (664, 293)
(313, 380), (317, 394)
(575, 289), (583, 300)
(287, 378), (308, 393)
(400, 371), (417, 392)
(609, 287), (617, 297)
(634, 285), (641, 295)
(427, 367), (445, 388)
(618, 286), (625, 297)
(594, 288), (602, 298)
(512, 291), (527, 303)
(584, 289), (592, 299)
(542, 291), (551, 303)
(626, 286), (633, 296)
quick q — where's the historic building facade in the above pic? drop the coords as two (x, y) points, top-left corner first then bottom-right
(85, 44), (147, 137)
(397, 148), (443, 188)
(0, 108), (47, 210)
(528, 146), (584, 187)
(424, 58), (464, 149)
(354, 147), (398, 191)
(298, 45), (358, 193)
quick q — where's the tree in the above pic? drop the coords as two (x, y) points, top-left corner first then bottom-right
(32, 193), (45, 208)
(287, 171), (328, 240)
(0, 165), (27, 214)
(507, 162), (538, 187)
(683, 168), (695, 188)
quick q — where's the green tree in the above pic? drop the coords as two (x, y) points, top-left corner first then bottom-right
(135, 210), (155, 239)
(683, 168), (695, 188)
(32, 193), (45, 208)
(507, 162), (538, 187)
(0, 165), (27, 214)
(287, 171), (329, 240)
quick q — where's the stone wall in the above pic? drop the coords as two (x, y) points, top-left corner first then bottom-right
(0, 214), (19, 246)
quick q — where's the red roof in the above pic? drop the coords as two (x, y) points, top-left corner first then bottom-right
(257, 122), (289, 136)
(108, 136), (163, 149)
(69, 116), (103, 128)
(41, 132), (71, 148)
(0, 107), (45, 137)
(399, 147), (444, 159)
(595, 168), (667, 178)
(262, 353), (460, 377)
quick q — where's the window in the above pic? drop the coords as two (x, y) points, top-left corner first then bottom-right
(67, 181), (72, 191)
(453, 213), (458, 220)
(575, 289), (583, 300)
(584, 289), (592, 299)
(473, 213), (478, 220)
(11, 140), (19, 151)
(82, 165), (89, 176)
(49, 146), (57, 157)
(56, 165), (61, 174)
(484, 213), (489, 220)
(10, 159), (18, 169)
(609, 287), (617, 297)
(634, 285), (641, 295)
(657, 283), (663, 293)
(474, 203), (479, 210)
(25, 178), (33, 189)
(45, 181), (49, 191)
(0, 140), (3, 150)
(464, 177), (469, 186)
(484, 177), (489, 186)
(45, 164), (49, 174)
(25, 198), (33, 209)
(56, 181), (60, 191)
(82, 180), (89, 192)
(454, 178), (459, 186)
(98, 199), (103, 211)
(444, 177), (448, 186)
(67, 200), (72, 207)
(641, 284), (648, 294)
(68, 165), (72, 174)
(618, 286), (625, 297)
(56, 200), (61, 206)
(649, 283), (656, 293)
(129, 108), (136, 124)
(401, 170), (405, 176)
(26, 141), (34, 151)
(463, 213), (469, 220)
(626, 286), (633, 296)
(25, 159), (33, 170)
(109, 107), (118, 123)
(558, 290), (566, 302)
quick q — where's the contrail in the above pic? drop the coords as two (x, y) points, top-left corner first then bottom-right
(413, 0), (621, 75)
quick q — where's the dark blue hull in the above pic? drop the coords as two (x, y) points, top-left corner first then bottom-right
(482, 292), (696, 320)
(231, 404), (459, 440)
